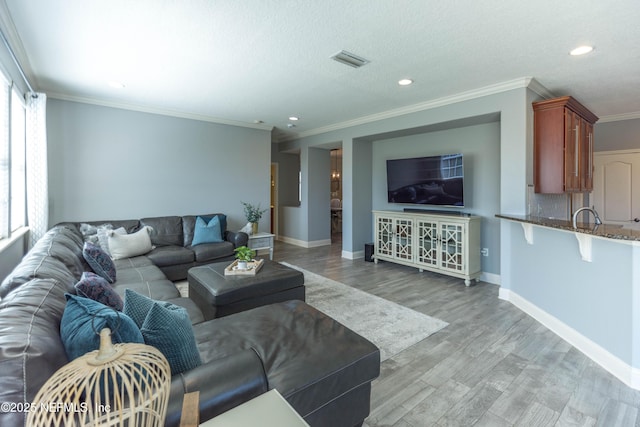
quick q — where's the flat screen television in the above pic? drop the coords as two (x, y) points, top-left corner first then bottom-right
(386, 153), (464, 207)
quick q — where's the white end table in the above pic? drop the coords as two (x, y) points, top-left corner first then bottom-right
(248, 232), (275, 260)
(200, 389), (309, 427)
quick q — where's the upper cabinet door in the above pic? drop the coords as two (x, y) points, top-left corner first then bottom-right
(564, 110), (581, 192)
(533, 96), (599, 194)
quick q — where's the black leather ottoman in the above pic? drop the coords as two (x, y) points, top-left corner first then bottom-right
(187, 260), (305, 319)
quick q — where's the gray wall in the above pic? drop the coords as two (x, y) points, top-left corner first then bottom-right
(276, 86), (530, 279)
(372, 121), (501, 274)
(47, 99), (272, 230)
(507, 220), (637, 367)
(595, 118), (640, 152)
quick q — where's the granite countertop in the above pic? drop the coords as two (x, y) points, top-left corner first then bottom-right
(496, 214), (640, 242)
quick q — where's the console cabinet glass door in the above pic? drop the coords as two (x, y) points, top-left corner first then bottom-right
(416, 219), (438, 267)
(394, 218), (413, 262)
(375, 216), (413, 262)
(376, 216), (394, 258)
(439, 222), (465, 273)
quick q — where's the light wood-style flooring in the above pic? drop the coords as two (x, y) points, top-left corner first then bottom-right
(273, 238), (640, 427)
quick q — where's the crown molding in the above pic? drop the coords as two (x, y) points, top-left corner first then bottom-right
(526, 78), (555, 99)
(279, 77), (543, 142)
(598, 111), (640, 123)
(47, 92), (274, 132)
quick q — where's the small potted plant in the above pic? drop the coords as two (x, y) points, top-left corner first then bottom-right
(242, 201), (268, 235)
(234, 245), (256, 270)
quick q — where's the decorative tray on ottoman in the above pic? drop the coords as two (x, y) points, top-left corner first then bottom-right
(224, 258), (265, 276)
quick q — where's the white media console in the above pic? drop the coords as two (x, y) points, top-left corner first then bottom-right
(372, 210), (481, 286)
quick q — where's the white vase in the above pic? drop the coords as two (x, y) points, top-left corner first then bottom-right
(240, 222), (253, 235)
(237, 260), (248, 270)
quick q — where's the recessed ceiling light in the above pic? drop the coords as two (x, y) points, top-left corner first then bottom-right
(108, 81), (125, 89)
(398, 78), (414, 86)
(289, 116), (299, 121)
(570, 45), (594, 56)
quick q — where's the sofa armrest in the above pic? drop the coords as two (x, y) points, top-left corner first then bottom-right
(165, 348), (268, 427)
(225, 230), (249, 248)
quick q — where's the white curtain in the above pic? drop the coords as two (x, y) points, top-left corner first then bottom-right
(0, 82), (9, 240)
(26, 92), (47, 248)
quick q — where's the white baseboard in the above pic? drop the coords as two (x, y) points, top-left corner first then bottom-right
(499, 288), (640, 390)
(276, 236), (331, 248)
(342, 250), (364, 260)
(480, 272), (501, 285)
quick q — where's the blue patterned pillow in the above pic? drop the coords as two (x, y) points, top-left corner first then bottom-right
(123, 289), (201, 375)
(75, 272), (123, 311)
(82, 242), (116, 283)
(191, 216), (223, 246)
(60, 294), (143, 361)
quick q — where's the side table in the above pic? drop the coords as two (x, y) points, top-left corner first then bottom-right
(199, 389), (309, 427)
(248, 232), (275, 260)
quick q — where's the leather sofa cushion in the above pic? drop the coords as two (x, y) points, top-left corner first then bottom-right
(166, 297), (205, 325)
(34, 230), (85, 279)
(146, 245), (195, 267)
(141, 216), (183, 246)
(165, 349), (268, 427)
(115, 263), (168, 283)
(1, 255), (77, 298)
(0, 279), (70, 427)
(113, 255), (155, 269)
(113, 263), (181, 300)
(114, 279), (181, 301)
(0, 226), (85, 298)
(191, 241), (234, 263)
(193, 300), (380, 420)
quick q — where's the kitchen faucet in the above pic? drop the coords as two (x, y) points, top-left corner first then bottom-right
(572, 206), (602, 229)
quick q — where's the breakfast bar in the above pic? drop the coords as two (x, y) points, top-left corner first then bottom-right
(497, 214), (640, 390)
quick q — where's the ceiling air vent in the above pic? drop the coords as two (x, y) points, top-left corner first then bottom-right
(331, 50), (370, 68)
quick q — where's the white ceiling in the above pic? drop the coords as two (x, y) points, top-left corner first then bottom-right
(3, 0), (640, 141)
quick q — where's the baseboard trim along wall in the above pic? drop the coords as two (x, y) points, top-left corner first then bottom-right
(480, 272), (500, 285)
(499, 287), (640, 391)
(342, 250), (364, 260)
(276, 236), (331, 248)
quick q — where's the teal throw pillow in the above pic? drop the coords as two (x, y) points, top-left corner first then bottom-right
(60, 294), (143, 361)
(123, 289), (202, 375)
(191, 215), (223, 246)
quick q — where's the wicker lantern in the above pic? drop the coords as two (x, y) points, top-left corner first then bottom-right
(27, 328), (171, 427)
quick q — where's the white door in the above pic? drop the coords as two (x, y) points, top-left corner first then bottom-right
(591, 150), (640, 229)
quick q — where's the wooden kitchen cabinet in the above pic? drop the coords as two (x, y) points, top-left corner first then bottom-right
(533, 96), (598, 193)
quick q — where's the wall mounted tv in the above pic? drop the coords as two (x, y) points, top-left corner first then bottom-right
(386, 153), (464, 207)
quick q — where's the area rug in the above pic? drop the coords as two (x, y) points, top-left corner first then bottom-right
(280, 262), (448, 361)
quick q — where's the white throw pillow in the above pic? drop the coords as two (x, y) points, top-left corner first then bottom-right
(108, 226), (153, 260)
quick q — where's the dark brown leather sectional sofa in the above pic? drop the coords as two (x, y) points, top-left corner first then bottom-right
(0, 215), (380, 427)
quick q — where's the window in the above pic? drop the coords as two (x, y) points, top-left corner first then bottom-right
(0, 72), (26, 240)
(10, 89), (25, 231)
(0, 76), (9, 239)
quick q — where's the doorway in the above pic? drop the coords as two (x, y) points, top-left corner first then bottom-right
(270, 163), (278, 235)
(330, 148), (342, 243)
(590, 150), (640, 229)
